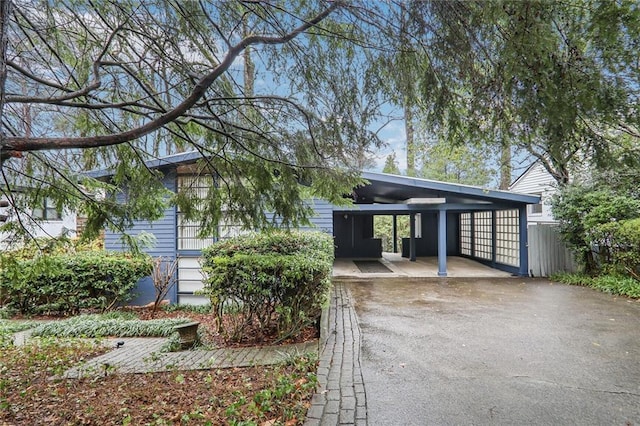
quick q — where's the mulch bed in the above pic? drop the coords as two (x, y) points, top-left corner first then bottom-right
(134, 308), (319, 348)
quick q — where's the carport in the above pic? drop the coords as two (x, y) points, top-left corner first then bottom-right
(332, 172), (540, 277)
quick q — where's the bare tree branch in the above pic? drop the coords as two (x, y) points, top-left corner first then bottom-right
(2, 1), (341, 156)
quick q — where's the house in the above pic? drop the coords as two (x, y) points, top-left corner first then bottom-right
(0, 192), (77, 250)
(508, 161), (558, 224)
(90, 151), (539, 305)
(508, 161), (577, 276)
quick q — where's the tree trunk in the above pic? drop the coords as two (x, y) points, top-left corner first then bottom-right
(405, 104), (415, 176)
(499, 143), (511, 190)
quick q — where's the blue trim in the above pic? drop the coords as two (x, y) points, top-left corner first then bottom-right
(460, 255), (520, 275)
(332, 202), (534, 214)
(519, 206), (529, 277)
(438, 209), (447, 277)
(178, 250), (203, 257)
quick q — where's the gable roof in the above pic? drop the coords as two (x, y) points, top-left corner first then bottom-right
(508, 160), (547, 190)
(87, 151), (540, 206)
(87, 151), (204, 179)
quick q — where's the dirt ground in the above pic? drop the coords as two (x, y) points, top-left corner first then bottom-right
(1, 309), (319, 425)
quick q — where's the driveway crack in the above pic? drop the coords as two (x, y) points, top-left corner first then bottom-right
(511, 375), (640, 397)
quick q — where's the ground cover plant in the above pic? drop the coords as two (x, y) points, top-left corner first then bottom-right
(0, 337), (317, 425)
(1, 232), (324, 424)
(0, 319), (37, 348)
(29, 313), (193, 339)
(551, 273), (640, 299)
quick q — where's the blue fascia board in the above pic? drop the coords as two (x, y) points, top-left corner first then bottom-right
(361, 171), (540, 204)
(333, 201), (531, 214)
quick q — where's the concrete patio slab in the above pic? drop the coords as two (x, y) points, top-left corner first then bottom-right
(334, 253), (513, 279)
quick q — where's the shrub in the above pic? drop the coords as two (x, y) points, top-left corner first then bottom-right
(592, 218), (640, 279)
(0, 240), (152, 315)
(201, 231), (333, 342)
(552, 185), (640, 274)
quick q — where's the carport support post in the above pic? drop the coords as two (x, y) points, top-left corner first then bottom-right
(519, 206), (529, 276)
(409, 213), (416, 261)
(437, 208), (447, 276)
(393, 214), (398, 253)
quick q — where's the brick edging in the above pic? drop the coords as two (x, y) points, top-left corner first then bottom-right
(305, 282), (367, 426)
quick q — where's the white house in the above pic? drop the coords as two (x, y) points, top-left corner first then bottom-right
(509, 161), (578, 276)
(0, 195), (76, 250)
(509, 161), (558, 224)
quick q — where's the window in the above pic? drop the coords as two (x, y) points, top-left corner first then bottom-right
(529, 203), (542, 215)
(176, 175), (246, 250)
(459, 213), (472, 256)
(33, 198), (61, 221)
(177, 175), (215, 251)
(473, 211), (493, 260)
(495, 209), (520, 267)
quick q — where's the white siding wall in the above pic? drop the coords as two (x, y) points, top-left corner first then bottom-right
(0, 202), (76, 250)
(509, 162), (557, 224)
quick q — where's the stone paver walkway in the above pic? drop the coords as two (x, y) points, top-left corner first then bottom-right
(63, 338), (318, 378)
(305, 282), (367, 426)
(11, 281), (365, 425)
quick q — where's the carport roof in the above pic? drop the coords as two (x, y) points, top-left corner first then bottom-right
(349, 171), (539, 207)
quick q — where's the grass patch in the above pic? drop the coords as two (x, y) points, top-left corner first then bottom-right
(551, 272), (640, 298)
(30, 314), (193, 338)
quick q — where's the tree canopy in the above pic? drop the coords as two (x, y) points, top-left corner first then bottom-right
(0, 0), (395, 241)
(397, 1), (640, 185)
(1, 0), (639, 243)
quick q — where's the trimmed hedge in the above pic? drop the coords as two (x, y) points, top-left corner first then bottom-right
(0, 245), (152, 315)
(201, 231), (333, 342)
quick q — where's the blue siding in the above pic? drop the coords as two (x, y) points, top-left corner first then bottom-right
(270, 198), (334, 234)
(298, 198), (334, 234)
(105, 170), (177, 305)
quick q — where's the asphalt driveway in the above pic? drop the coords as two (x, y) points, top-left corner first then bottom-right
(346, 277), (640, 425)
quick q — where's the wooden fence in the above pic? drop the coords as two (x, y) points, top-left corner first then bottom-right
(527, 224), (577, 277)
